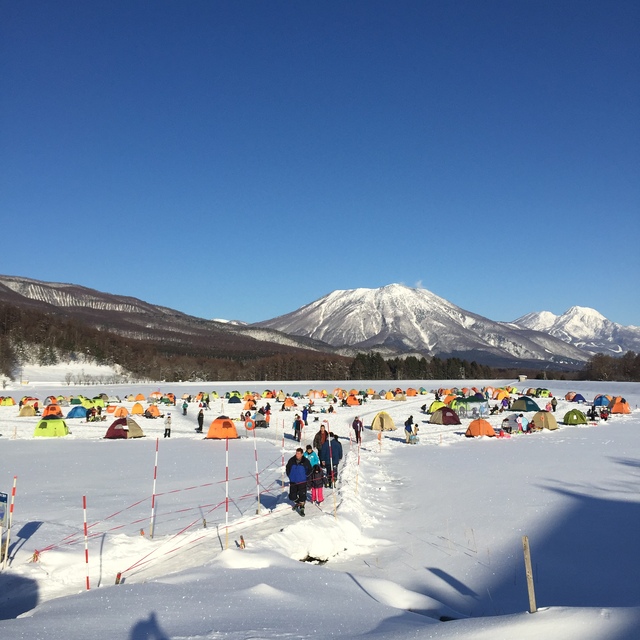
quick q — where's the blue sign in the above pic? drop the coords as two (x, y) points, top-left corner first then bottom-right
(0, 493), (7, 526)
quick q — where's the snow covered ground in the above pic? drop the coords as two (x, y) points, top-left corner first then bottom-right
(0, 364), (639, 639)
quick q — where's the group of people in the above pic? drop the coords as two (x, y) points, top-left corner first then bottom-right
(285, 423), (344, 515)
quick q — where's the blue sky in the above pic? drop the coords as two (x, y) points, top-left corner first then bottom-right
(2, 1), (638, 325)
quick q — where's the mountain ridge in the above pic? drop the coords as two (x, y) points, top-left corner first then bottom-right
(253, 284), (591, 366)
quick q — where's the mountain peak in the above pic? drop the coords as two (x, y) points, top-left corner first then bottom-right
(255, 284), (588, 365)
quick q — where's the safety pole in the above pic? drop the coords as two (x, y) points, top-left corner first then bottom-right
(281, 434), (285, 495)
(253, 429), (261, 515)
(355, 441), (361, 495)
(225, 437), (229, 550)
(83, 495), (90, 590)
(149, 438), (159, 538)
(2, 476), (16, 570)
(522, 535), (537, 613)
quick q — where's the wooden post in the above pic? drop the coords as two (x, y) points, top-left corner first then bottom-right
(522, 535), (537, 613)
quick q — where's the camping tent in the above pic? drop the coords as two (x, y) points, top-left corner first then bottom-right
(610, 397), (631, 414)
(370, 411), (396, 431)
(511, 397), (540, 412)
(104, 418), (129, 439)
(66, 405), (88, 419)
(104, 417), (145, 439)
(42, 404), (63, 418)
(563, 409), (587, 425)
(593, 394), (613, 407)
(530, 411), (559, 431)
(205, 416), (239, 439)
(465, 419), (496, 438)
(33, 417), (69, 437)
(18, 405), (36, 417)
(428, 400), (446, 414)
(501, 413), (529, 432)
(571, 393), (586, 403)
(429, 407), (461, 425)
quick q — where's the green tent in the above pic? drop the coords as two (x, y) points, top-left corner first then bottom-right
(563, 409), (587, 426)
(512, 397), (540, 412)
(34, 417), (69, 437)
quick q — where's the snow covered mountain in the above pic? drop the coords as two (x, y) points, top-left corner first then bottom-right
(254, 284), (589, 366)
(513, 306), (640, 355)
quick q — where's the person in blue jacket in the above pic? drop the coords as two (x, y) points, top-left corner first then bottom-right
(286, 448), (312, 513)
(320, 432), (343, 487)
(304, 444), (320, 467)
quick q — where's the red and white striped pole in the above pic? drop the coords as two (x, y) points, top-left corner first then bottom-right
(82, 495), (90, 590)
(2, 476), (17, 570)
(253, 429), (261, 515)
(224, 437), (230, 549)
(355, 441), (361, 495)
(149, 438), (159, 538)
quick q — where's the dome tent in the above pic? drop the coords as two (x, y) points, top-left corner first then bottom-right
(370, 411), (396, 431)
(563, 409), (587, 426)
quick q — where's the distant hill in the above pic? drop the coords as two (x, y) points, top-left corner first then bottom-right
(0, 275), (351, 381)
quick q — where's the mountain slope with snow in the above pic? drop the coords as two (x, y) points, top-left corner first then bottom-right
(254, 284), (589, 365)
(514, 306), (640, 355)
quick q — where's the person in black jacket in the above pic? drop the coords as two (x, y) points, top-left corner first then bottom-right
(196, 408), (204, 433)
(320, 433), (343, 487)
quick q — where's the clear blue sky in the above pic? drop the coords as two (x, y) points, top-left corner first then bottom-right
(2, 1), (638, 325)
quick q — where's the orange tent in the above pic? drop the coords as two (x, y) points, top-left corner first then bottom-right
(114, 406), (129, 417)
(42, 404), (63, 417)
(332, 388), (346, 399)
(406, 388), (417, 397)
(243, 400), (256, 411)
(131, 402), (144, 415)
(565, 392), (576, 401)
(205, 417), (239, 439)
(346, 395), (360, 406)
(465, 419), (496, 438)
(135, 393), (146, 402)
(283, 397), (297, 409)
(150, 391), (163, 400)
(308, 390), (324, 400)
(146, 405), (161, 418)
(443, 394), (457, 405)
(106, 405), (117, 414)
(610, 397), (631, 414)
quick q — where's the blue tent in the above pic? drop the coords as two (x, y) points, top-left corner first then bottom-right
(593, 395), (611, 407)
(572, 393), (586, 403)
(66, 405), (88, 419)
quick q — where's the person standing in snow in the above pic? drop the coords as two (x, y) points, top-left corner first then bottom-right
(164, 413), (172, 438)
(182, 400), (188, 416)
(292, 414), (304, 442)
(302, 406), (309, 426)
(196, 408), (204, 433)
(313, 423), (328, 455)
(551, 397), (557, 412)
(352, 416), (363, 444)
(321, 433), (343, 486)
(304, 444), (319, 467)
(286, 448), (312, 514)
(309, 464), (324, 506)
